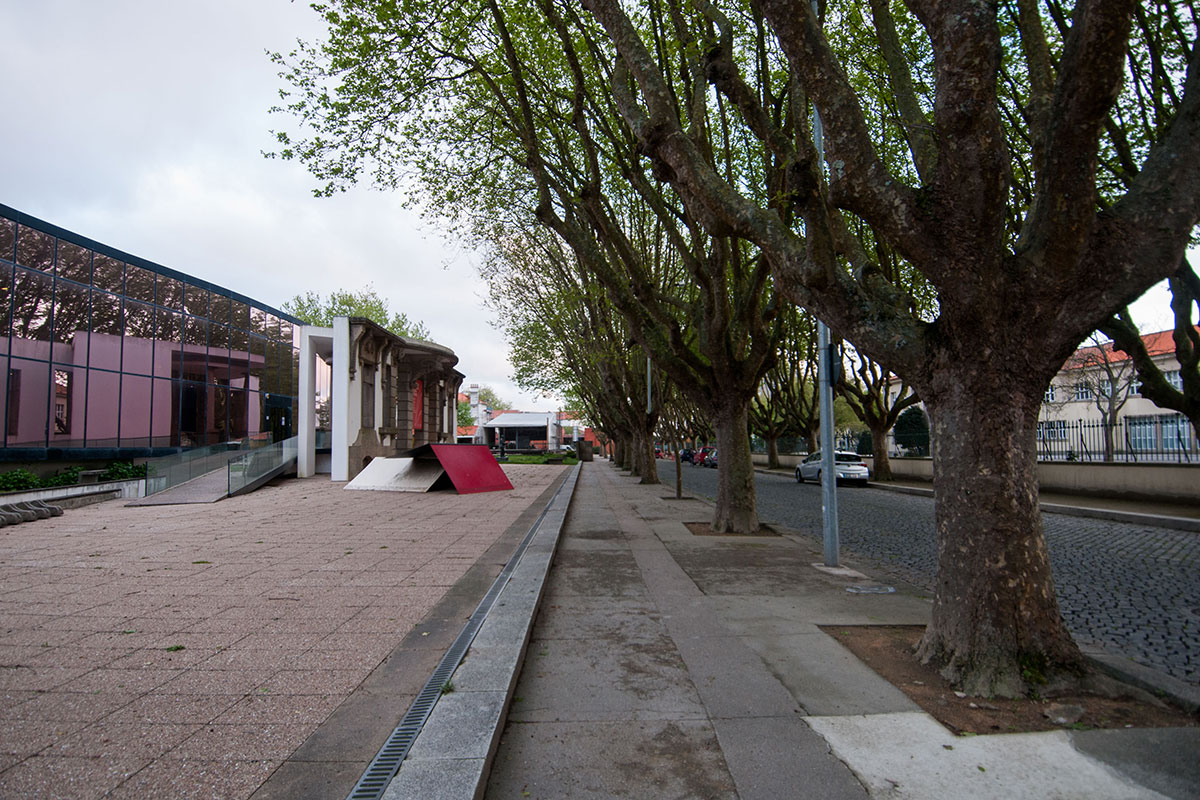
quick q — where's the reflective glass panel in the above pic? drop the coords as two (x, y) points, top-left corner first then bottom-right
(250, 307), (268, 336)
(7, 358), (50, 447)
(85, 369), (120, 447)
(248, 335), (266, 388)
(12, 267), (54, 359)
(50, 366), (84, 446)
(15, 226), (54, 272)
(152, 378), (177, 446)
(57, 242), (91, 284)
(229, 387), (248, 440)
(0, 217), (14, 262)
(157, 275), (183, 310)
(0, 263), (12, 353)
(125, 265), (156, 303)
(210, 293), (231, 326)
(184, 317), (208, 348)
(265, 314), (281, 342)
(184, 285), (209, 317)
(91, 290), (123, 336)
(179, 381), (206, 447)
(208, 322), (230, 376)
(52, 281), (90, 354)
(209, 384), (229, 443)
(232, 300), (250, 330)
(92, 254), (123, 293)
(228, 328), (249, 388)
(123, 301), (155, 375)
(120, 374), (152, 447)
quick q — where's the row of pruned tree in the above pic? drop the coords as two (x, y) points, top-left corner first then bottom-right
(270, 0), (1199, 698)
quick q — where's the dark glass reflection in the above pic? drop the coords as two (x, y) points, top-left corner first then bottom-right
(51, 283), (90, 375)
(0, 217), (14, 263)
(232, 300), (249, 330)
(92, 254), (123, 293)
(184, 285), (209, 317)
(157, 275), (183, 310)
(210, 294), (231, 326)
(123, 301), (155, 375)
(12, 268), (54, 359)
(15, 226), (54, 272)
(179, 381), (206, 447)
(57, 242), (92, 284)
(0, 264), (12, 353)
(89, 291), (123, 373)
(125, 265), (156, 303)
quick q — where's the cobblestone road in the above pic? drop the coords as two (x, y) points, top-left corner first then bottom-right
(660, 461), (1199, 686)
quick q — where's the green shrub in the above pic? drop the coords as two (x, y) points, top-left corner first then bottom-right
(100, 461), (146, 481)
(0, 468), (42, 492)
(39, 466), (82, 487)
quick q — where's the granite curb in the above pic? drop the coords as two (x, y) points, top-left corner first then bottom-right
(378, 463), (581, 800)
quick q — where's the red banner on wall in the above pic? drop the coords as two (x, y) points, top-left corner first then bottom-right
(413, 379), (424, 432)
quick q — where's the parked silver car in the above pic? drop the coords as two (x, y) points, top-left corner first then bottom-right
(795, 451), (870, 486)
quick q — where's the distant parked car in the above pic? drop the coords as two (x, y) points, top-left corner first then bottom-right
(680, 448), (694, 463)
(705, 448), (718, 468)
(795, 451), (869, 486)
(693, 447), (714, 467)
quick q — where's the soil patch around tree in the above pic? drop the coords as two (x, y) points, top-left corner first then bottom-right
(684, 521), (780, 537)
(823, 625), (1198, 735)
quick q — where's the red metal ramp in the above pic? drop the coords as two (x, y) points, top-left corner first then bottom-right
(422, 443), (513, 494)
(347, 444), (512, 494)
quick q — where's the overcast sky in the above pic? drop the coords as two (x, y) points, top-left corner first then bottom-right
(0, 0), (1181, 415)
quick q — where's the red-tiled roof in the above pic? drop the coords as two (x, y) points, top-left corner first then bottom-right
(457, 425), (477, 436)
(1070, 327), (1196, 366)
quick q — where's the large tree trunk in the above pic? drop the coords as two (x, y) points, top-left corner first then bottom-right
(916, 386), (1084, 697)
(766, 436), (780, 469)
(871, 423), (893, 481)
(711, 400), (759, 533)
(635, 430), (659, 484)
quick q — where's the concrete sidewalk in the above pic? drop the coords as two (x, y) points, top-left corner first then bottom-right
(472, 462), (1196, 799)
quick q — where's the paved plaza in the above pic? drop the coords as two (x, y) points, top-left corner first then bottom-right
(0, 465), (566, 799)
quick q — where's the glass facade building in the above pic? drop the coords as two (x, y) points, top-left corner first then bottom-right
(0, 203), (301, 461)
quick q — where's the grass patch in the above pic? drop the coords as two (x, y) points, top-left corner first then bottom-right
(502, 454), (579, 465)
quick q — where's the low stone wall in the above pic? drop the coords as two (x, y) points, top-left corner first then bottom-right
(752, 453), (1198, 504)
(0, 479), (144, 507)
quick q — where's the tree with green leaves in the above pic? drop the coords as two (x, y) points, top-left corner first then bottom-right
(578, 0), (1199, 696)
(456, 399), (475, 429)
(476, 385), (512, 412)
(271, 0), (780, 530)
(282, 285), (431, 340)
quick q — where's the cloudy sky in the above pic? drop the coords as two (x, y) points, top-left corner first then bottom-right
(0, 0), (1180, 414)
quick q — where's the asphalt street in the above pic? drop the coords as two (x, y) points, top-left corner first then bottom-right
(657, 459), (1199, 686)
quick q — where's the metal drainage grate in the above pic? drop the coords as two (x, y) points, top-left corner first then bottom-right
(346, 468), (576, 800)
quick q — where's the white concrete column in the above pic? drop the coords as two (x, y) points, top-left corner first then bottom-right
(332, 317), (351, 481)
(298, 327), (317, 478)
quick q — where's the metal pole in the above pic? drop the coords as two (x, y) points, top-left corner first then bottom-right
(818, 321), (840, 566)
(810, 0), (840, 566)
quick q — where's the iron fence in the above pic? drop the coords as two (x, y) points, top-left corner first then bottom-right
(1034, 414), (1198, 463)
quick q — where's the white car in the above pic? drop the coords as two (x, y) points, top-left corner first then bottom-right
(795, 451), (870, 486)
